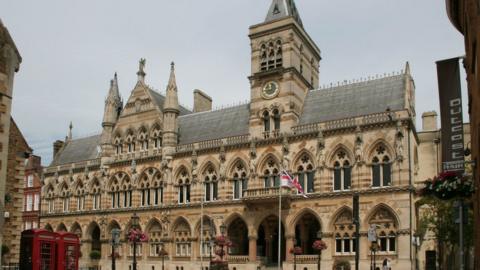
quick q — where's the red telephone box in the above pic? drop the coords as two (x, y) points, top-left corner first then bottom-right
(56, 232), (80, 270)
(20, 229), (57, 270)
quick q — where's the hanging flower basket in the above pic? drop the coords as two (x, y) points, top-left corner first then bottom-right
(127, 228), (148, 243)
(418, 171), (474, 200)
(312, 240), (327, 251)
(289, 246), (303, 255)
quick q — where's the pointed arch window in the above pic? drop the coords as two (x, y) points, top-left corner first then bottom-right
(371, 145), (392, 187)
(262, 158), (280, 188)
(369, 207), (397, 254)
(260, 40), (283, 71)
(296, 154), (315, 194)
(203, 167), (218, 202)
(152, 129), (162, 149)
(177, 170), (191, 204)
(263, 111), (270, 132)
(333, 150), (351, 191)
(114, 137), (123, 155)
(75, 183), (86, 211)
(138, 131), (149, 151)
(333, 209), (356, 255)
(91, 180), (101, 210)
(232, 163), (248, 200)
(273, 109), (280, 131)
(46, 186), (55, 213)
(60, 184), (70, 212)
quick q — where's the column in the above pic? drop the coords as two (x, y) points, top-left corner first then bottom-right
(285, 234), (295, 262)
(249, 235), (257, 262)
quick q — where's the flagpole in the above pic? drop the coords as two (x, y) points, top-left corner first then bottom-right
(278, 181), (282, 270)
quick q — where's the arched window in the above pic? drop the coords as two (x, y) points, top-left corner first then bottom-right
(46, 185), (55, 213)
(152, 128), (162, 149)
(126, 133), (135, 153)
(259, 40), (283, 71)
(91, 179), (101, 210)
(332, 150), (351, 191)
(371, 145), (392, 187)
(174, 219), (191, 257)
(177, 169), (191, 204)
(203, 166), (218, 202)
(198, 218), (215, 257)
(147, 220), (163, 257)
(139, 168), (162, 207)
(110, 173), (131, 209)
(263, 111), (270, 132)
(114, 136), (123, 155)
(138, 130), (149, 151)
(296, 154), (315, 193)
(369, 207), (397, 254)
(60, 183), (70, 212)
(74, 181), (86, 211)
(262, 157), (280, 188)
(273, 109), (280, 131)
(232, 162), (248, 199)
(152, 172), (164, 206)
(333, 209), (356, 255)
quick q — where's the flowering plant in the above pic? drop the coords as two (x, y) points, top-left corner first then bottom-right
(289, 246), (303, 255)
(418, 171), (474, 200)
(214, 235), (232, 247)
(312, 240), (327, 251)
(127, 228), (148, 243)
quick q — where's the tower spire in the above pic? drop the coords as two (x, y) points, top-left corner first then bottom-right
(265, 0), (303, 27)
(164, 62), (179, 112)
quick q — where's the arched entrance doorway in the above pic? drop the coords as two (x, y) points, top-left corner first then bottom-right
(294, 211), (321, 254)
(257, 215), (285, 265)
(87, 222), (101, 256)
(228, 217), (248, 255)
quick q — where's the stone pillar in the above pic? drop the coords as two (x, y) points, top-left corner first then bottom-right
(285, 234), (295, 262)
(248, 235), (257, 262)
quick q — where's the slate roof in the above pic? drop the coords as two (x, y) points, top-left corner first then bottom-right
(178, 104), (250, 145)
(50, 135), (101, 166)
(299, 75), (406, 125)
(265, 0), (303, 27)
(50, 74), (406, 166)
(148, 89), (192, 116)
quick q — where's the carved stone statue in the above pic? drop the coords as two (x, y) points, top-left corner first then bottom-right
(161, 157), (172, 184)
(250, 156), (257, 176)
(354, 126), (363, 162)
(139, 58), (146, 73)
(282, 154), (291, 171)
(282, 135), (289, 154)
(160, 210), (171, 236)
(191, 149), (198, 180)
(316, 130), (326, 168)
(395, 121), (404, 161)
(219, 144), (226, 180)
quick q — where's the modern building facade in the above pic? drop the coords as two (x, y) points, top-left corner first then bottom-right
(40, 1), (425, 269)
(445, 1), (480, 268)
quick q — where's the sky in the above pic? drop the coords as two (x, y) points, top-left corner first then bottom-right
(1, 0), (467, 165)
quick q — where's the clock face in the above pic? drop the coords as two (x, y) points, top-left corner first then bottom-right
(262, 81), (279, 99)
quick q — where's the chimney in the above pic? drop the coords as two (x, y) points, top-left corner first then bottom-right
(422, 111), (438, 131)
(193, 89), (212, 113)
(53, 140), (64, 158)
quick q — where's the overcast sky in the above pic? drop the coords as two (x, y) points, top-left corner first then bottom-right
(1, 0), (467, 165)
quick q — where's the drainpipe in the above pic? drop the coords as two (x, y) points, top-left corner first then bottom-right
(408, 123), (414, 270)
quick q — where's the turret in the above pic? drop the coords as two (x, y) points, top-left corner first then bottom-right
(162, 62), (180, 154)
(101, 73), (123, 155)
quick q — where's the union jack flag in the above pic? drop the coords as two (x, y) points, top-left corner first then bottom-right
(280, 170), (308, 198)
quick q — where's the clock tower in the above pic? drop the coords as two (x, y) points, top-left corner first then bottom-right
(249, 0), (321, 138)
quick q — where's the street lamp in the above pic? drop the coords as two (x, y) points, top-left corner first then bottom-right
(316, 230), (323, 270)
(111, 228), (121, 270)
(131, 213), (140, 270)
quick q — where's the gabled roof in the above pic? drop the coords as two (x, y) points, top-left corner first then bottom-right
(299, 75), (406, 125)
(265, 0), (303, 27)
(50, 135), (101, 166)
(148, 89), (192, 116)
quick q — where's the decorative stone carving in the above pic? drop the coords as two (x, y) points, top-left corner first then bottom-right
(161, 210), (171, 236)
(316, 130), (325, 169)
(282, 135), (289, 154)
(161, 157), (172, 184)
(249, 138), (257, 176)
(191, 149), (198, 181)
(219, 144), (226, 180)
(354, 126), (363, 163)
(395, 121), (404, 162)
(130, 159), (138, 183)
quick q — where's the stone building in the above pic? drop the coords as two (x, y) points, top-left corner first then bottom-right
(22, 154), (42, 230)
(445, 0), (480, 267)
(3, 119), (32, 265)
(40, 1), (423, 269)
(0, 19), (21, 267)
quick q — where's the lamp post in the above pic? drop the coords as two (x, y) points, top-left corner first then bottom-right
(219, 222), (227, 261)
(368, 224), (378, 270)
(316, 230), (322, 270)
(131, 213), (140, 270)
(159, 241), (168, 270)
(370, 242), (379, 270)
(111, 228), (121, 270)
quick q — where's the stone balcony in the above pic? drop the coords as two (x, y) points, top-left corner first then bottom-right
(241, 187), (294, 205)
